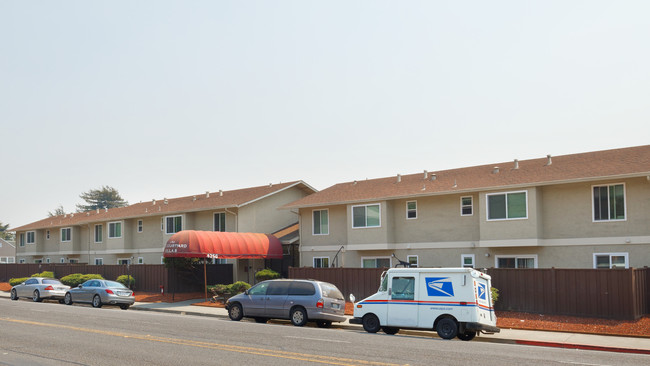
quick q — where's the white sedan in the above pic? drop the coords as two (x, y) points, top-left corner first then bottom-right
(10, 277), (70, 302)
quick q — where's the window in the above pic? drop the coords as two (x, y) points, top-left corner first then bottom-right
(45, 258), (51, 264)
(137, 257), (144, 264)
(94, 258), (103, 265)
(165, 215), (182, 234)
(312, 209), (329, 235)
(593, 184), (626, 221)
(313, 257), (330, 268)
(19, 233), (25, 247)
(34, 259), (43, 264)
(461, 254), (475, 268)
(46, 230), (50, 240)
(487, 191), (527, 220)
(61, 228), (72, 242)
(594, 253), (628, 269)
(461, 196), (473, 216)
(289, 282), (316, 296)
(108, 222), (122, 238)
(213, 213), (226, 232)
(391, 277), (415, 300)
(407, 255), (418, 267)
(362, 257), (391, 268)
(19, 259), (26, 264)
(352, 204), (381, 228)
(248, 282), (270, 296)
(60, 258), (65, 263)
(27, 231), (35, 244)
(68, 259), (79, 264)
(94, 225), (103, 243)
(137, 220), (143, 233)
(406, 201), (417, 219)
(117, 258), (131, 265)
(496, 255), (537, 268)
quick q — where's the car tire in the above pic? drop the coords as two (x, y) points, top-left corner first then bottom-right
(228, 303), (243, 321)
(436, 318), (458, 340)
(362, 314), (381, 333)
(58, 299), (65, 304)
(290, 307), (308, 327)
(64, 292), (73, 305)
(10, 289), (18, 301)
(33, 290), (42, 302)
(316, 320), (332, 328)
(92, 295), (103, 308)
(254, 317), (268, 323)
(382, 326), (400, 335)
(457, 330), (476, 341)
(119, 304), (130, 310)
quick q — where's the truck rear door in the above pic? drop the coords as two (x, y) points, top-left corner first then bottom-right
(386, 275), (418, 327)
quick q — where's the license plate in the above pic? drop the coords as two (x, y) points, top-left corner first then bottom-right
(117, 291), (130, 296)
(332, 303), (340, 309)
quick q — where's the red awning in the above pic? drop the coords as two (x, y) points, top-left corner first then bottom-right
(163, 230), (283, 259)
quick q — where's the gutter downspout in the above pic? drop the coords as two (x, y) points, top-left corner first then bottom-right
(88, 224), (91, 265)
(290, 209), (301, 267)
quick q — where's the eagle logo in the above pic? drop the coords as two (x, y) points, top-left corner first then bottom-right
(425, 277), (454, 297)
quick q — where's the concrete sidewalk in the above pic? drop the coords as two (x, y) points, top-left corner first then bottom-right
(129, 299), (650, 355)
(2, 290), (648, 355)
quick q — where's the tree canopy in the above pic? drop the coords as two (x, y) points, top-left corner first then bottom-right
(48, 204), (66, 217)
(76, 186), (128, 212)
(0, 221), (13, 240)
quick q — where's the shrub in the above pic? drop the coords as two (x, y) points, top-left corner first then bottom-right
(116, 275), (135, 288)
(9, 277), (29, 286)
(491, 287), (499, 303)
(255, 269), (280, 282)
(208, 282), (251, 299)
(31, 271), (55, 278)
(229, 281), (251, 294)
(60, 273), (104, 287)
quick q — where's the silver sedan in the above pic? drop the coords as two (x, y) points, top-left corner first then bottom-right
(10, 277), (70, 302)
(64, 279), (135, 310)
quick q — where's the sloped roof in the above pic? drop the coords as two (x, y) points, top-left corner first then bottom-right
(12, 181), (315, 232)
(272, 223), (299, 244)
(283, 145), (650, 209)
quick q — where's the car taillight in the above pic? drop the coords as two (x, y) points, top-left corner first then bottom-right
(316, 298), (324, 308)
(44, 286), (54, 291)
(105, 289), (114, 294)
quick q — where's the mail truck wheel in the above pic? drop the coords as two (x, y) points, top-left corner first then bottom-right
(362, 314), (381, 333)
(436, 318), (458, 340)
(382, 327), (399, 335)
(457, 330), (476, 341)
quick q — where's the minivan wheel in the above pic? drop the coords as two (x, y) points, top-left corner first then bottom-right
(316, 320), (332, 328)
(362, 314), (381, 333)
(254, 317), (268, 323)
(290, 307), (308, 326)
(436, 318), (458, 340)
(228, 303), (243, 321)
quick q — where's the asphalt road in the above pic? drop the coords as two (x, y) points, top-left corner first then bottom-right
(1, 299), (648, 366)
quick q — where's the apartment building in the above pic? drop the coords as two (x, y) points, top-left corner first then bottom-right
(0, 238), (16, 263)
(12, 181), (315, 280)
(283, 146), (650, 270)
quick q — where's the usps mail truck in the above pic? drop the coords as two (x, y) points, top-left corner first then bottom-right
(349, 268), (499, 341)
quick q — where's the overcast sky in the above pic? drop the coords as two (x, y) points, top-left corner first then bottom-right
(2, 1), (649, 230)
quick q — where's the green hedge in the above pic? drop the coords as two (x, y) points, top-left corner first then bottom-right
(116, 275), (135, 288)
(255, 269), (280, 282)
(31, 271), (55, 278)
(491, 287), (499, 303)
(9, 271), (56, 286)
(208, 281), (251, 298)
(60, 273), (104, 287)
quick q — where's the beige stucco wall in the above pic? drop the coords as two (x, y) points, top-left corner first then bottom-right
(238, 187), (306, 233)
(346, 201), (390, 245)
(478, 188), (540, 241)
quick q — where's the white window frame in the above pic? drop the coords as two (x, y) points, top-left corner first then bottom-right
(352, 203), (382, 229)
(61, 227), (72, 242)
(19, 259), (26, 264)
(94, 258), (103, 265)
(592, 183), (627, 222)
(407, 255), (419, 267)
(593, 252), (629, 269)
(68, 259), (79, 264)
(60, 258), (65, 263)
(94, 224), (103, 243)
(361, 256), (392, 268)
(313, 256), (330, 268)
(495, 255), (538, 268)
(26, 231), (35, 244)
(461, 196), (473, 216)
(486, 190), (528, 221)
(137, 257), (144, 264)
(165, 215), (183, 234)
(461, 254), (475, 268)
(108, 221), (122, 239)
(137, 220), (143, 233)
(117, 258), (131, 265)
(45, 258), (51, 264)
(312, 209), (329, 235)
(213, 212), (226, 232)
(406, 201), (417, 220)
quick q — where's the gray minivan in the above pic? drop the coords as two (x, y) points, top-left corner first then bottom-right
(225, 279), (347, 327)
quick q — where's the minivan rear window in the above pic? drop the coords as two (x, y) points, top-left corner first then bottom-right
(289, 282), (315, 296)
(320, 283), (344, 300)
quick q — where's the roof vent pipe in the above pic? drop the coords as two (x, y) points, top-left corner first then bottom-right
(96, 208), (100, 214)
(105, 207), (108, 212)
(192, 196), (196, 201)
(492, 166), (500, 174)
(269, 183), (273, 187)
(152, 199), (156, 205)
(545, 154), (552, 166)
(219, 190), (223, 196)
(430, 174), (437, 181)
(513, 159), (519, 169)
(353, 180), (357, 185)
(423, 170), (428, 179)
(206, 191), (210, 198)
(164, 198), (168, 205)
(396, 174), (401, 183)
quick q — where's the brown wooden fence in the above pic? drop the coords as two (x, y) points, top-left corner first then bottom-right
(289, 267), (650, 320)
(0, 263), (233, 293)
